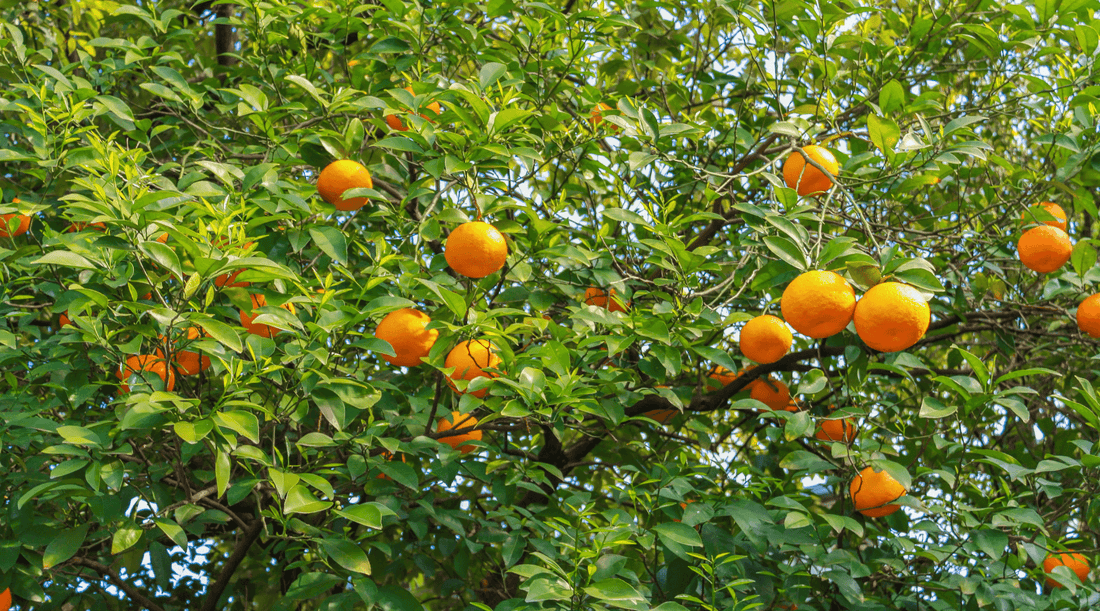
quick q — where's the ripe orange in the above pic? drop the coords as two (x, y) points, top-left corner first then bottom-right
(590, 102), (614, 128)
(445, 339), (502, 398)
(781, 270), (856, 339)
(849, 466), (906, 517)
(782, 145), (839, 196)
(215, 241), (255, 288)
(707, 366), (764, 394)
(707, 366), (739, 389)
(436, 410), (482, 453)
(116, 354), (176, 394)
(853, 282), (931, 353)
(444, 221), (508, 279)
(215, 269), (249, 288)
(584, 287), (629, 313)
(0, 197), (30, 238)
(645, 386), (677, 423)
(174, 327), (211, 375)
(645, 408), (677, 424)
(1017, 225), (1072, 273)
(1043, 551), (1090, 588)
(751, 377), (790, 411)
(317, 159), (374, 212)
(815, 417), (857, 443)
(1021, 202), (1067, 231)
(386, 86), (442, 131)
(0, 587), (9, 611)
(240, 294), (295, 338)
(0, 213), (30, 237)
(1076, 294), (1100, 338)
(740, 315), (793, 363)
(374, 308), (438, 367)
(59, 311), (72, 327)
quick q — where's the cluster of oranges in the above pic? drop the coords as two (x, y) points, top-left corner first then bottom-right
(779, 146), (1091, 588)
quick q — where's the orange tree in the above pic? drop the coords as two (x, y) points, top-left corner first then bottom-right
(0, 0), (1099, 609)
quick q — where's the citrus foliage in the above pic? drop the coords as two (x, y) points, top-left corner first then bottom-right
(1, 0), (1100, 609)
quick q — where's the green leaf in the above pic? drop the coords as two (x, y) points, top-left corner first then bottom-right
(111, 524), (142, 554)
(43, 524), (90, 569)
(213, 410), (260, 443)
(1072, 240), (1096, 278)
(374, 137), (424, 154)
(56, 425), (102, 447)
(763, 236), (807, 270)
(868, 114), (900, 154)
(973, 529), (1007, 559)
(653, 522), (702, 547)
(309, 226), (348, 265)
(320, 538), (372, 575)
(370, 37), (410, 53)
(154, 519), (188, 548)
(198, 319), (243, 353)
(284, 484), (332, 514)
(337, 502), (396, 529)
(879, 80), (906, 114)
(919, 396), (957, 419)
(602, 207), (648, 225)
(216, 449), (230, 499)
(31, 251), (96, 270)
(583, 579), (644, 607)
(479, 62), (507, 89)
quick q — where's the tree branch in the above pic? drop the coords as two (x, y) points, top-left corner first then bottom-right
(70, 557), (167, 611)
(199, 517), (265, 611)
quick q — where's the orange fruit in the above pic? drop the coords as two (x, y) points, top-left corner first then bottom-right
(0, 197), (30, 238)
(1017, 225), (1072, 273)
(116, 354), (176, 394)
(174, 327), (211, 375)
(1043, 551), (1090, 588)
(445, 339), (502, 398)
(740, 315), (793, 363)
(815, 417), (857, 443)
(590, 102), (614, 128)
(645, 385), (677, 423)
(240, 294), (295, 338)
(751, 377), (790, 411)
(707, 366), (764, 394)
(215, 269), (249, 288)
(0, 213), (30, 237)
(0, 587), (9, 611)
(849, 466), (906, 517)
(374, 308), (438, 367)
(584, 287), (629, 313)
(782, 145), (839, 196)
(444, 221), (508, 278)
(317, 159), (374, 212)
(59, 311), (72, 327)
(707, 366), (739, 388)
(435, 411), (482, 453)
(853, 282), (931, 353)
(385, 86), (442, 131)
(214, 241), (255, 288)
(781, 270), (856, 339)
(1021, 202), (1067, 231)
(645, 408), (677, 424)
(1076, 294), (1100, 338)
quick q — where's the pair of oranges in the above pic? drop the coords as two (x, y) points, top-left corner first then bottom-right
(114, 327), (212, 393)
(742, 270), (930, 361)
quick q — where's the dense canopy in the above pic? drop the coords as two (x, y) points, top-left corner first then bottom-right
(1, 0), (1100, 609)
